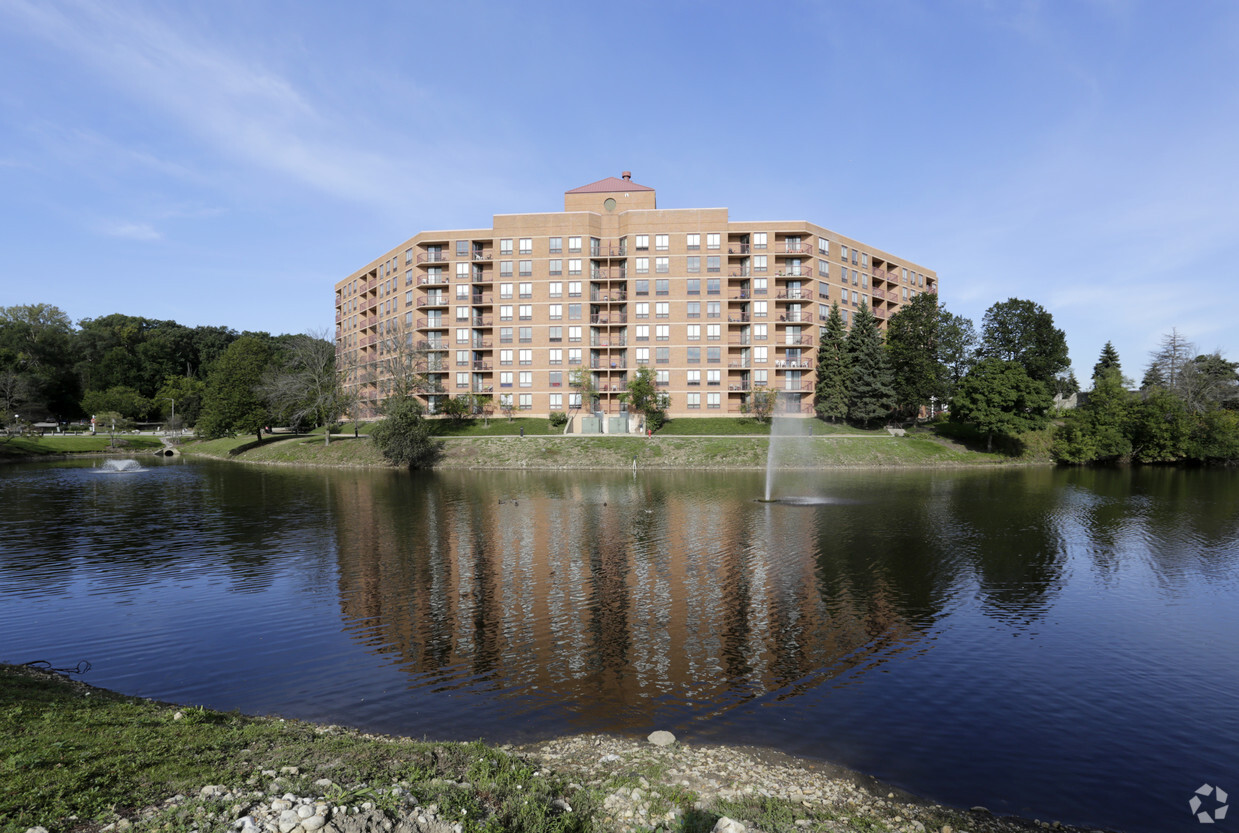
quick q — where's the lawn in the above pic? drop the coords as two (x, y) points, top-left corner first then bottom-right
(0, 435), (163, 457)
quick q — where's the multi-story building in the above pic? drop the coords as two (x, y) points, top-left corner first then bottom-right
(334, 173), (937, 420)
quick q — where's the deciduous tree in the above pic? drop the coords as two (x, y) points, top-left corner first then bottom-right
(979, 298), (1070, 386)
(196, 337), (274, 441)
(369, 396), (443, 468)
(951, 358), (1052, 452)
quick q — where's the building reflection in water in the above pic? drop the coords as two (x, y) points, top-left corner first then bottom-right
(329, 470), (935, 735)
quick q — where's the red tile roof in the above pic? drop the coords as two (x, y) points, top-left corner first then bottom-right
(565, 175), (654, 194)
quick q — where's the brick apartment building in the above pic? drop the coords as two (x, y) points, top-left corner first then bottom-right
(334, 174), (937, 421)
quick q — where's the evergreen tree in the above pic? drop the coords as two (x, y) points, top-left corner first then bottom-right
(844, 304), (894, 426)
(369, 396), (444, 468)
(1144, 328), (1193, 392)
(938, 308), (978, 402)
(1092, 341), (1122, 382)
(885, 292), (944, 418)
(814, 303), (849, 422)
(196, 337), (274, 440)
(1052, 368), (1132, 464)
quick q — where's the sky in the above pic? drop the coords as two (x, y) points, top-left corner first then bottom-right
(2, 0), (1237, 384)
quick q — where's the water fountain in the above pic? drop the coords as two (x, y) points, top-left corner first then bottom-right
(99, 459), (143, 473)
(758, 406), (852, 505)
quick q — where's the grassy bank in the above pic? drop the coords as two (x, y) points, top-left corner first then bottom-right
(180, 426), (1032, 470)
(0, 664), (1086, 833)
(0, 435), (163, 459)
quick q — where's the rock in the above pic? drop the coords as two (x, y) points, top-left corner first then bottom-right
(25, 828), (50, 833)
(647, 730), (676, 747)
(551, 798), (572, 813)
(301, 815), (326, 831)
(297, 804), (316, 819)
(712, 817), (746, 833)
(271, 799), (293, 812)
(281, 766), (301, 775)
(173, 711), (184, 720)
(201, 785), (229, 799)
(277, 808), (302, 832)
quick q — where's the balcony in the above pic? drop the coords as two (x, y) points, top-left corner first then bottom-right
(417, 295), (448, 308)
(472, 361), (492, 370)
(590, 292), (627, 302)
(777, 243), (812, 255)
(590, 243), (628, 258)
(416, 318), (445, 330)
(729, 292), (750, 300)
(417, 250), (448, 265)
(591, 267), (627, 280)
(727, 243), (750, 255)
(590, 314), (627, 325)
(471, 384), (494, 394)
(729, 336), (751, 345)
(727, 382), (752, 392)
(418, 339), (447, 350)
(729, 359), (751, 368)
(776, 358), (814, 369)
(590, 337), (627, 348)
(774, 266), (813, 278)
(471, 249), (493, 261)
(776, 289), (813, 301)
(591, 360), (628, 370)
(472, 316), (493, 327)
(728, 269), (751, 278)
(471, 339), (493, 349)
(727, 314), (751, 323)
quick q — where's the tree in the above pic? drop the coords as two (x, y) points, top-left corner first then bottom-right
(569, 367), (596, 414)
(81, 386), (152, 422)
(1128, 386), (1190, 463)
(979, 298), (1070, 386)
(1092, 341), (1122, 383)
(499, 393), (516, 422)
(885, 293), (944, 418)
(814, 303), (849, 422)
(951, 358), (1052, 452)
(1180, 352), (1239, 413)
(370, 319), (436, 406)
(938, 308), (978, 402)
(743, 387), (778, 422)
(1053, 369), (1080, 398)
(844, 304), (894, 426)
(1144, 328), (1193, 393)
(196, 337), (274, 441)
(1052, 368), (1132, 464)
(369, 396), (443, 468)
(625, 366), (669, 429)
(154, 374), (207, 429)
(0, 303), (80, 420)
(259, 332), (348, 441)
(440, 395), (474, 423)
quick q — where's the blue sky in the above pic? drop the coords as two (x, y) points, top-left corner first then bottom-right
(2, 0), (1236, 383)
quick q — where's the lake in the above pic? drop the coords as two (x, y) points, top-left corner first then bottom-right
(1, 458), (1237, 832)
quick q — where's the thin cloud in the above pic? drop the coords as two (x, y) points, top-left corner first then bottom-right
(99, 220), (162, 241)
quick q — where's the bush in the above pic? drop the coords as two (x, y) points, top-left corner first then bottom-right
(369, 397), (444, 469)
(645, 409), (668, 432)
(548, 411), (569, 428)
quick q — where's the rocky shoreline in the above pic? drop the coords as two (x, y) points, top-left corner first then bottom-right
(17, 726), (1116, 833)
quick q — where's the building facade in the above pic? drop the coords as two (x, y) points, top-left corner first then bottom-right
(334, 174), (937, 419)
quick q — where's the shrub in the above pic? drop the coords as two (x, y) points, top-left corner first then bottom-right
(548, 411), (569, 428)
(369, 397), (444, 469)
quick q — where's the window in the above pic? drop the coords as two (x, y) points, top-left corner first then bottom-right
(406, 248), (414, 264)
(635, 257), (649, 274)
(456, 262), (470, 279)
(519, 371), (532, 388)
(686, 347), (701, 364)
(753, 323), (768, 341)
(456, 350), (470, 365)
(519, 238), (532, 255)
(500, 349), (513, 366)
(852, 270), (859, 286)
(818, 238), (829, 254)
(753, 255), (767, 273)
(549, 371), (562, 388)
(635, 325), (649, 341)
(840, 245), (849, 262)
(568, 392), (581, 407)
(456, 329), (470, 343)
(819, 259), (829, 277)
(549, 326), (562, 342)
(656, 302), (670, 318)
(656, 324), (670, 341)
(635, 302), (649, 319)
(655, 347), (669, 364)
(549, 392), (562, 409)
(406, 290), (413, 305)
(519, 305), (532, 320)
(519, 393), (532, 410)
(519, 261), (532, 277)
(456, 306), (470, 321)
(568, 348), (581, 364)
(568, 259), (582, 275)
(707, 324), (721, 341)
(707, 301), (721, 318)
(549, 281), (562, 297)
(635, 347), (650, 364)
(549, 349), (563, 364)
(687, 257), (700, 274)
(656, 369), (670, 385)
(686, 392), (701, 409)
(549, 304), (563, 320)
(861, 253), (868, 267)
(861, 273), (868, 289)
(500, 239), (513, 255)
(568, 281), (582, 297)
(852, 249), (859, 265)
(687, 324), (701, 341)
(687, 301), (701, 318)
(519, 282), (533, 298)
(686, 233), (700, 250)
(707, 369), (721, 386)
(655, 234), (669, 251)
(707, 392), (720, 409)
(406, 270), (414, 286)
(456, 284), (471, 299)
(500, 371), (513, 387)
(655, 279), (669, 295)
(707, 233), (720, 250)
(519, 327), (532, 343)
(549, 237), (562, 254)
(568, 326), (581, 342)
(753, 346), (768, 363)
(499, 305), (513, 321)
(456, 372), (469, 388)
(568, 303), (581, 319)
(500, 327), (513, 343)
(655, 257), (669, 274)
(635, 234), (649, 251)
(635, 279), (649, 295)
(500, 261), (513, 278)
(707, 256), (721, 273)
(568, 236), (581, 253)
(752, 232), (767, 250)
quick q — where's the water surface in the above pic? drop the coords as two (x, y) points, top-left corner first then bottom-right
(1, 459), (1237, 833)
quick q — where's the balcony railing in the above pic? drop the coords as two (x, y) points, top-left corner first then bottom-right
(729, 359), (751, 368)
(472, 294), (492, 305)
(417, 251), (448, 264)
(591, 268), (627, 280)
(776, 289), (813, 300)
(472, 339), (492, 349)
(727, 243), (750, 255)
(727, 314), (751, 323)
(590, 292), (627, 302)
(418, 275), (448, 286)
(417, 295), (448, 308)
(774, 267), (813, 278)
(776, 358), (814, 369)
(590, 337), (627, 347)
(777, 243), (812, 254)
(728, 269), (751, 278)
(591, 360), (628, 369)
(590, 314), (627, 324)
(472, 250), (493, 261)
(590, 244), (628, 258)
(472, 317), (493, 326)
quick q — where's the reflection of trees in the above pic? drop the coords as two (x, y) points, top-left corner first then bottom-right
(327, 470), (948, 732)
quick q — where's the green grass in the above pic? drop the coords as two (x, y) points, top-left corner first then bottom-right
(428, 417), (559, 436)
(654, 418), (891, 437)
(178, 436), (263, 457)
(0, 435), (163, 457)
(0, 664), (596, 833)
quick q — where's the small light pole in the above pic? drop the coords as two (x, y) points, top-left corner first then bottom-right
(163, 397), (176, 435)
(929, 395), (937, 419)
